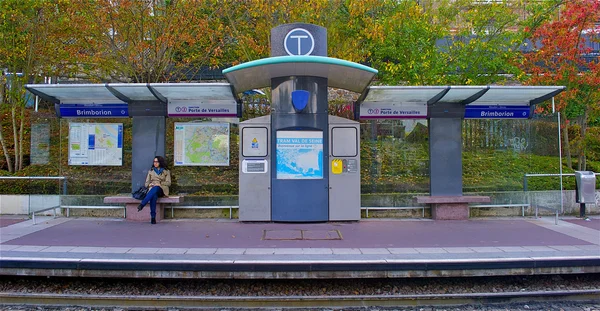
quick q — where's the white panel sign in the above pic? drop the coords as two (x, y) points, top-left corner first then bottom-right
(242, 159), (269, 173)
(68, 123), (123, 166)
(168, 100), (237, 117)
(360, 102), (427, 119)
(242, 127), (268, 157)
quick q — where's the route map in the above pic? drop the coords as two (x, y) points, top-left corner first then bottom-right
(174, 123), (230, 166)
(68, 123), (123, 166)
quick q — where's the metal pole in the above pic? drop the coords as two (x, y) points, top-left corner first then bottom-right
(554, 98), (564, 214)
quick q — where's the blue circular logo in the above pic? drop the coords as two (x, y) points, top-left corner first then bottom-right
(284, 28), (315, 56)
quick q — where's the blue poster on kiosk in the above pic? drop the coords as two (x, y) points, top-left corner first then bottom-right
(276, 131), (323, 179)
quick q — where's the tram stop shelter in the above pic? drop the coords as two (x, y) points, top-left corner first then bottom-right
(25, 23), (565, 222)
(25, 82), (565, 221)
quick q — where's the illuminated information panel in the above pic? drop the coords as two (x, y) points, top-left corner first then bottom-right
(276, 131), (323, 179)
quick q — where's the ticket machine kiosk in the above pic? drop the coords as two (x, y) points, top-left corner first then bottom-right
(230, 24), (375, 221)
(239, 115), (361, 221)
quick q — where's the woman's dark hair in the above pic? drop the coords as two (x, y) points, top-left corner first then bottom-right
(152, 156), (169, 170)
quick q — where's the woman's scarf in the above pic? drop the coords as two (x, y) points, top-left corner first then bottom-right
(153, 167), (164, 175)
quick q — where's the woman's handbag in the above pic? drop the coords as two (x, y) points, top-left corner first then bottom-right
(132, 186), (148, 200)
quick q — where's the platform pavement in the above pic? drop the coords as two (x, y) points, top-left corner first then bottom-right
(0, 215), (598, 278)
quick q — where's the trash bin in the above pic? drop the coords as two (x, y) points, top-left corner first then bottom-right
(575, 171), (596, 218)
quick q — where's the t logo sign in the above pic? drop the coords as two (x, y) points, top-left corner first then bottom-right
(284, 28), (315, 56)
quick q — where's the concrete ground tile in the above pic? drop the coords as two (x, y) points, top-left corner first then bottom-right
(575, 245), (600, 251)
(470, 247), (504, 253)
(263, 230), (301, 240)
(302, 248), (333, 255)
(443, 247), (475, 253)
(186, 248), (217, 255)
(244, 248), (275, 255)
(0, 244), (20, 251)
(415, 248), (447, 254)
(156, 248), (188, 254)
(498, 247), (530, 252)
(522, 246), (558, 252)
(98, 247), (131, 254)
(332, 248), (361, 255)
(548, 245), (583, 251)
(360, 248), (391, 254)
(12, 245), (48, 252)
(127, 248), (160, 254)
(388, 248), (419, 254)
(69, 247), (104, 253)
(39, 246), (76, 253)
(1, 235), (26, 243)
(215, 248), (245, 255)
(273, 248), (304, 255)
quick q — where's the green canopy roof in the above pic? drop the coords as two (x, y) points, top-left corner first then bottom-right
(223, 55), (378, 94)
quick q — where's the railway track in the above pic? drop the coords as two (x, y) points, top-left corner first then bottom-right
(1, 289), (599, 309)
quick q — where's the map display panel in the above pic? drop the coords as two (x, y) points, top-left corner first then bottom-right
(68, 123), (123, 166)
(174, 123), (230, 166)
(276, 131), (323, 179)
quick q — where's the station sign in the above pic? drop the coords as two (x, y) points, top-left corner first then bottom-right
(464, 105), (531, 119)
(359, 103), (427, 119)
(284, 28), (315, 56)
(168, 100), (237, 118)
(58, 103), (128, 118)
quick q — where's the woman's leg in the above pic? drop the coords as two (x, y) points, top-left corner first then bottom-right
(149, 187), (164, 219)
(139, 186), (161, 210)
(149, 195), (158, 218)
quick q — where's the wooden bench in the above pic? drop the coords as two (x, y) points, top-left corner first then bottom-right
(415, 195), (490, 220)
(103, 196), (183, 222)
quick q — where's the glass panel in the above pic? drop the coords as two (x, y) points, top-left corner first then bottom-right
(473, 87), (562, 105)
(440, 87), (487, 103)
(59, 118), (132, 195)
(109, 84), (158, 101)
(462, 114), (565, 209)
(32, 85), (121, 103)
(364, 86), (447, 103)
(360, 119), (430, 194)
(150, 83), (234, 100)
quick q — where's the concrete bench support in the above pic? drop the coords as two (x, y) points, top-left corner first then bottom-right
(103, 196), (183, 222)
(415, 196), (490, 220)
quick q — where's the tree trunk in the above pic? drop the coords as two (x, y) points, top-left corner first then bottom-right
(11, 106), (19, 172)
(18, 107), (24, 171)
(0, 129), (13, 173)
(563, 115), (572, 169)
(0, 78), (12, 172)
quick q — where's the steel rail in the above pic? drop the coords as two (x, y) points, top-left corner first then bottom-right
(1, 290), (599, 309)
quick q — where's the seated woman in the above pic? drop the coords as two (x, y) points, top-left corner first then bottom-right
(137, 156), (171, 224)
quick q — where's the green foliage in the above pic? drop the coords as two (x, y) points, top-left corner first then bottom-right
(585, 127), (600, 162)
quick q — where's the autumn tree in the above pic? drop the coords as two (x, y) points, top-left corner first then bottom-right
(368, 0), (448, 85)
(0, 0), (63, 172)
(522, 0), (600, 170)
(55, 0), (232, 82)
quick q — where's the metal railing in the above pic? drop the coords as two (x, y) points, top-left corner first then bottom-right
(523, 172), (599, 225)
(523, 173), (600, 191)
(0, 176), (66, 224)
